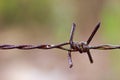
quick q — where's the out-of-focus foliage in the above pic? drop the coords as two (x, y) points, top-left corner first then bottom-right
(0, 0), (52, 25)
(102, 0), (120, 43)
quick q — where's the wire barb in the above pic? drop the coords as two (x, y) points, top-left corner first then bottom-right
(0, 22), (120, 68)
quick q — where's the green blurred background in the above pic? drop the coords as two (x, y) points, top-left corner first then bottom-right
(0, 0), (120, 80)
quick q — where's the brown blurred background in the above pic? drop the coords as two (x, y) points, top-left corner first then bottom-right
(0, 0), (120, 80)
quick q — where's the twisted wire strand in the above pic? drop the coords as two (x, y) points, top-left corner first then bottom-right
(89, 44), (120, 50)
(0, 43), (69, 50)
(0, 43), (120, 51)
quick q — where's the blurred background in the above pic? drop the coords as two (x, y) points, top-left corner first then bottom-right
(0, 0), (120, 80)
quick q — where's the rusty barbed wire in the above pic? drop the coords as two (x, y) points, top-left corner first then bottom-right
(0, 22), (120, 68)
(0, 43), (120, 50)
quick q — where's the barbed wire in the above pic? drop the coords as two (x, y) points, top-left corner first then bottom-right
(0, 22), (120, 68)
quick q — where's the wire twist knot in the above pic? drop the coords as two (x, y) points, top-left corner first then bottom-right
(71, 41), (89, 53)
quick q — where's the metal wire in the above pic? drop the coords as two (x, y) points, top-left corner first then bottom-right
(0, 22), (120, 68)
(0, 43), (119, 51)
